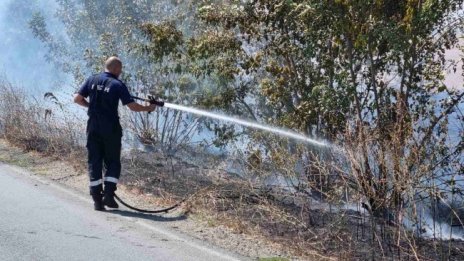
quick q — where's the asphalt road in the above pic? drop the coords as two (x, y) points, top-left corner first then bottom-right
(0, 163), (245, 261)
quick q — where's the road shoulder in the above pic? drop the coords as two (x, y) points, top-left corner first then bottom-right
(0, 139), (291, 260)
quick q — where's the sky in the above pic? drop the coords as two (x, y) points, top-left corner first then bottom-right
(0, 0), (462, 96)
(445, 47), (464, 90)
(0, 0), (69, 95)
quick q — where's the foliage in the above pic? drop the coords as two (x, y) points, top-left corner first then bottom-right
(196, 0), (464, 216)
(28, 0), (464, 259)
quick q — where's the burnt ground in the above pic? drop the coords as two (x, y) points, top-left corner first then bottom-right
(1, 139), (464, 260)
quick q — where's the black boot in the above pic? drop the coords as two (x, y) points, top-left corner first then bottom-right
(103, 190), (119, 209)
(92, 193), (105, 211)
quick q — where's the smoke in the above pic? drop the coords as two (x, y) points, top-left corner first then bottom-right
(0, 0), (69, 95)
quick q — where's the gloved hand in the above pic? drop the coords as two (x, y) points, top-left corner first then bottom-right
(147, 103), (157, 112)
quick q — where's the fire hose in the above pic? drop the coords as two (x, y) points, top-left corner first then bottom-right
(113, 193), (186, 214)
(112, 95), (201, 214)
(131, 95), (165, 108)
(113, 186), (211, 214)
(104, 95), (173, 213)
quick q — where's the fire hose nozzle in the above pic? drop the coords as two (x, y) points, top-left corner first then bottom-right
(147, 95), (165, 107)
(150, 99), (165, 107)
(131, 95), (165, 110)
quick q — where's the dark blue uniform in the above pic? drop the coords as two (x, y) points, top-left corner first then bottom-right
(78, 72), (134, 196)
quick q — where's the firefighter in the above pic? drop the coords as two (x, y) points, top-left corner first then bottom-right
(73, 57), (157, 211)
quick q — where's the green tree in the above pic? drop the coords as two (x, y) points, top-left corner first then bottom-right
(196, 0), (464, 219)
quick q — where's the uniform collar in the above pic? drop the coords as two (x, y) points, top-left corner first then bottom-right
(103, 72), (118, 79)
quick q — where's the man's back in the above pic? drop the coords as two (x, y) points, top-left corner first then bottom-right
(78, 72), (134, 124)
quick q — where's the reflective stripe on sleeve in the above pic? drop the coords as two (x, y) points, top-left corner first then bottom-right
(104, 177), (119, 184)
(89, 179), (103, 187)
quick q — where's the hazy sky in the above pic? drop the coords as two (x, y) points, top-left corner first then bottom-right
(0, 0), (462, 96)
(445, 46), (464, 90)
(0, 0), (69, 95)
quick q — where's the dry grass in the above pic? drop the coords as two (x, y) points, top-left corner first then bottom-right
(1, 79), (464, 260)
(0, 80), (85, 163)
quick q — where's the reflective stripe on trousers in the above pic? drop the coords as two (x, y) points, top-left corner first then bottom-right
(89, 179), (103, 186)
